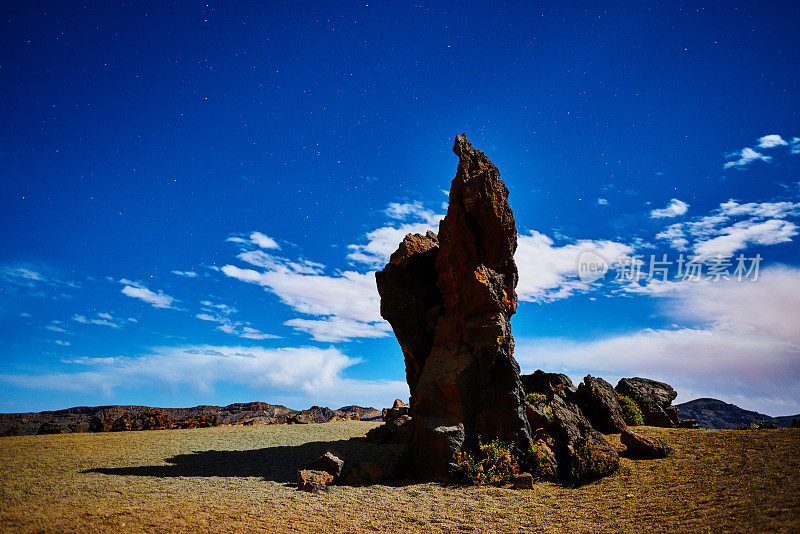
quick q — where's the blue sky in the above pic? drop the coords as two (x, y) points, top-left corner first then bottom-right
(1, 2), (799, 415)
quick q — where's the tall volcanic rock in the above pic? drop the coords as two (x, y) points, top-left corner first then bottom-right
(376, 134), (531, 480)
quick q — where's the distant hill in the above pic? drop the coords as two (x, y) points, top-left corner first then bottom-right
(677, 398), (800, 429)
(0, 402), (382, 436)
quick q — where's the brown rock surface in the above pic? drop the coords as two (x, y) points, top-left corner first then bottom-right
(376, 134), (531, 480)
(296, 469), (334, 492)
(621, 429), (671, 459)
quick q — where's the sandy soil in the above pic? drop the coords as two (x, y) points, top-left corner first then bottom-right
(1, 421), (798, 533)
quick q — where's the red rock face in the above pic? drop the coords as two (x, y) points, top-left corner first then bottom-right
(376, 134), (531, 480)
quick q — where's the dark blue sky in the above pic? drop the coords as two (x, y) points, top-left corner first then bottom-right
(2, 2), (799, 414)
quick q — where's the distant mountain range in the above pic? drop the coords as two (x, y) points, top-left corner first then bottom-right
(0, 402), (382, 436)
(677, 398), (800, 429)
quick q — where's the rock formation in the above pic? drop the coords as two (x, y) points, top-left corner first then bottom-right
(576, 375), (627, 433)
(376, 134), (531, 480)
(616, 377), (679, 427)
(521, 370), (574, 395)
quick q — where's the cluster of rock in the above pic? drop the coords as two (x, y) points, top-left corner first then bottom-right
(372, 135), (675, 485)
(1, 402), (382, 436)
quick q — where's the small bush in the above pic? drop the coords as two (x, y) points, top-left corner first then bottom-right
(452, 438), (519, 486)
(525, 392), (547, 405)
(618, 395), (645, 426)
(529, 442), (556, 479)
(571, 440), (617, 483)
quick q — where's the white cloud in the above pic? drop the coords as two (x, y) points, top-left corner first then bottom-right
(284, 317), (392, 343)
(200, 300), (237, 315)
(45, 322), (67, 333)
(724, 147), (771, 169)
(722, 134), (800, 169)
(384, 201), (442, 226)
(195, 311), (279, 341)
(54, 340), (71, 346)
(227, 231), (281, 250)
(515, 231), (634, 302)
(119, 280), (175, 309)
(237, 250), (324, 275)
(693, 219), (797, 258)
(757, 134), (788, 149)
(597, 198), (608, 206)
(515, 266), (800, 415)
(222, 264), (386, 328)
(347, 202), (444, 268)
(72, 313), (125, 329)
(0, 345), (408, 408)
(0, 266), (79, 290)
(171, 270), (198, 278)
(655, 223), (689, 251)
(650, 198), (689, 218)
(249, 231), (280, 250)
(657, 199), (800, 255)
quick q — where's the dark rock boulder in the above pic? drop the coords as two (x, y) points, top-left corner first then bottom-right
(306, 452), (344, 478)
(576, 375), (627, 434)
(616, 378), (679, 427)
(382, 399), (409, 422)
(546, 393), (619, 484)
(365, 414), (413, 444)
(89, 408), (123, 432)
(376, 134), (531, 481)
(621, 429), (671, 458)
(521, 370), (574, 395)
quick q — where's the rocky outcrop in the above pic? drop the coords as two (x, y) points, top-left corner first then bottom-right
(376, 134), (531, 480)
(577, 375), (627, 434)
(621, 429), (671, 458)
(366, 399), (413, 444)
(616, 378), (679, 427)
(546, 393), (619, 484)
(521, 370), (574, 395)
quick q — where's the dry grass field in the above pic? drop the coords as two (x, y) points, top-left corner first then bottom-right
(1, 421), (798, 533)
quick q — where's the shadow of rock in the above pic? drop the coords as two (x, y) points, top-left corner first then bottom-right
(83, 437), (410, 486)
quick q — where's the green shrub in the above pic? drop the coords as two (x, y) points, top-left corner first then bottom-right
(452, 438), (519, 486)
(529, 442), (556, 479)
(618, 394), (645, 426)
(570, 440), (617, 483)
(525, 392), (547, 405)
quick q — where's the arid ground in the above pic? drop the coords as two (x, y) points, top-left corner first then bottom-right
(1, 421), (798, 533)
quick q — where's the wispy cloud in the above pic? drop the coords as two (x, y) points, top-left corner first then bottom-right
(515, 231), (634, 302)
(227, 231), (281, 250)
(119, 279), (176, 309)
(347, 201), (444, 268)
(171, 270), (198, 278)
(195, 310), (279, 341)
(516, 265), (800, 415)
(0, 266), (80, 291)
(0, 345), (408, 408)
(656, 199), (800, 257)
(72, 312), (127, 329)
(650, 198), (689, 219)
(723, 134), (797, 169)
